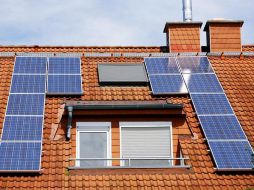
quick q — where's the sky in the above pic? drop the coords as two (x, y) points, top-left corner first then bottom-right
(0, 0), (253, 46)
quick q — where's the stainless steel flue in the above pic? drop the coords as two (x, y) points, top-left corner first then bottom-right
(182, 0), (192, 22)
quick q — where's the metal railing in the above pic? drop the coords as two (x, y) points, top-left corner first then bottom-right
(68, 157), (191, 169)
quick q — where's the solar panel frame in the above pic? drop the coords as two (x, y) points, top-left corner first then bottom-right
(47, 57), (83, 95)
(144, 57), (181, 74)
(47, 74), (83, 95)
(208, 140), (254, 169)
(14, 57), (47, 74)
(6, 94), (45, 116)
(1, 116), (44, 141)
(48, 57), (81, 74)
(149, 74), (188, 95)
(190, 93), (234, 115)
(10, 75), (46, 93)
(177, 56), (214, 74)
(183, 73), (224, 93)
(198, 115), (247, 140)
(0, 142), (42, 172)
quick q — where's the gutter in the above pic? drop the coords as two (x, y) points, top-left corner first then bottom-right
(65, 103), (183, 140)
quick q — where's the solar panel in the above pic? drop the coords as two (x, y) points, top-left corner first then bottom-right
(149, 75), (188, 94)
(208, 141), (254, 169)
(0, 142), (41, 171)
(144, 58), (180, 74)
(48, 57), (81, 74)
(6, 94), (45, 115)
(10, 75), (46, 93)
(183, 74), (223, 93)
(1, 116), (43, 141)
(199, 116), (246, 140)
(177, 57), (214, 73)
(191, 94), (234, 115)
(47, 75), (82, 94)
(14, 57), (47, 74)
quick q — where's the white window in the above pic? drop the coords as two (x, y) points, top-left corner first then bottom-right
(120, 122), (173, 167)
(76, 122), (111, 168)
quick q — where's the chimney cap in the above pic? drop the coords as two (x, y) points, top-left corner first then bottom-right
(204, 19), (244, 31)
(163, 21), (203, 33)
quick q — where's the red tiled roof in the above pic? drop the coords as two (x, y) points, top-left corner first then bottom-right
(0, 47), (254, 189)
(243, 45), (254, 52)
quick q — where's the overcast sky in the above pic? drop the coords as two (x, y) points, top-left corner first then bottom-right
(0, 0), (253, 46)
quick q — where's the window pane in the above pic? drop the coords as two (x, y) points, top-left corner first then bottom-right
(79, 132), (107, 167)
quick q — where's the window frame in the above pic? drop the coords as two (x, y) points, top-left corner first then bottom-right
(76, 122), (112, 167)
(119, 121), (173, 167)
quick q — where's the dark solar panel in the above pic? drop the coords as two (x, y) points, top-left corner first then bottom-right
(0, 142), (41, 171)
(47, 75), (82, 94)
(6, 94), (45, 115)
(48, 57), (81, 74)
(199, 115), (246, 140)
(191, 94), (234, 115)
(14, 57), (47, 74)
(208, 141), (254, 169)
(145, 58), (180, 74)
(149, 75), (188, 94)
(183, 74), (223, 93)
(177, 56), (214, 73)
(11, 75), (46, 93)
(2, 116), (43, 141)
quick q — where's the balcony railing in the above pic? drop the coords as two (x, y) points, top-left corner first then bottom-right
(68, 157), (191, 169)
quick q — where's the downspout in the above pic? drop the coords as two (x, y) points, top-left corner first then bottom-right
(66, 106), (73, 140)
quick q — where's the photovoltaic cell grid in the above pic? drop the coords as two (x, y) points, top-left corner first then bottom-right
(177, 56), (214, 73)
(47, 57), (83, 94)
(144, 57), (188, 94)
(182, 74), (223, 93)
(47, 75), (82, 94)
(178, 56), (254, 170)
(48, 57), (81, 74)
(11, 75), (46, 93)
(1, 116), (43, 141)
(208, 141), (253, 169)
(0, 57), (47, 172)
(0, 142), (42, 171)
(14, 57), (47, 74)
(149, 75), (187, 94)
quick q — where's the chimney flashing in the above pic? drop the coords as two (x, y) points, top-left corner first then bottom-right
(163, 21), (202, 33)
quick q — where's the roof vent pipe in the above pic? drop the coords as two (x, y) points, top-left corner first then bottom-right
(182, 0), (192, 22)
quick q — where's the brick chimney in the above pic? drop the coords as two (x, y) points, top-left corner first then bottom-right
(163, 22), (202, 52)
(204, 19), (244, 52)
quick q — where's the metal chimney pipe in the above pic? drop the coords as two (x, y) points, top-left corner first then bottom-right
(182, 0), (192, 22)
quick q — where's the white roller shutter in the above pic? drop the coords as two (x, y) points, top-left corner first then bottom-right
(120, 122), (172, 158)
